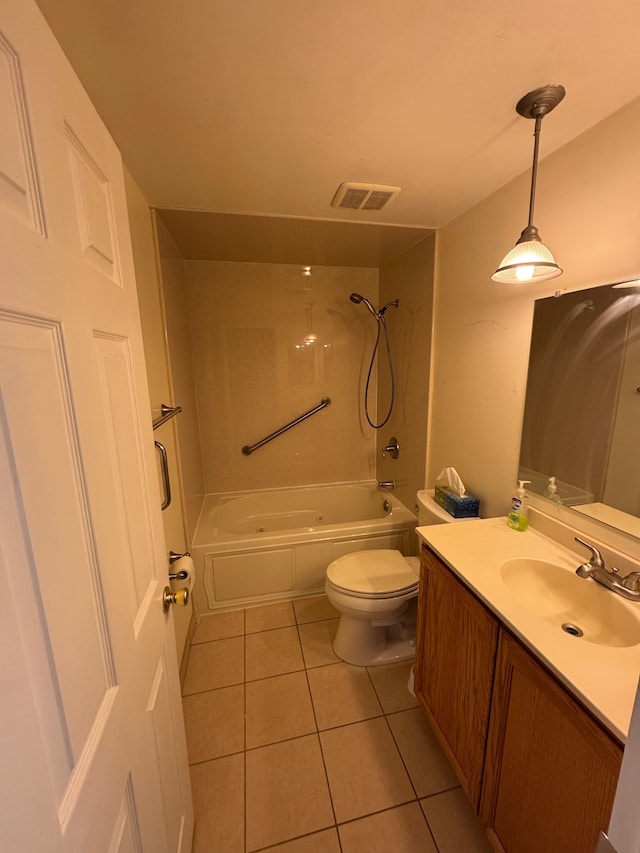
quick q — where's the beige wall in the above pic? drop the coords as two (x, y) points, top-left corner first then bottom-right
(430, 96), (640, 520)
(156, 218), (205, 539)
(377, 235), (435, 512)
(123, 170), (193, 663)
(186, 260), (379, 493)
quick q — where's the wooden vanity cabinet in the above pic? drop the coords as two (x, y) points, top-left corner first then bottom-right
(414, 545), (499, 808)
(480, 630), (622, 853)
(416, 545), (624, 853)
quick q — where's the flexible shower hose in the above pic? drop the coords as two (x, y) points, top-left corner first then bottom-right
(363, 313), (396, 429)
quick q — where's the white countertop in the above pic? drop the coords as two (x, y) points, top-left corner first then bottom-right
(416, 516), (640, 743)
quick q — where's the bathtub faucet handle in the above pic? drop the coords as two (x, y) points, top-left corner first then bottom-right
(381, 436), (400, 460)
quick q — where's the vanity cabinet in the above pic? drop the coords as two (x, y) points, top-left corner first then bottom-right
(415, 545), (624, 853)
(414, 546), (499, 808)
(480, 630), (622, 853)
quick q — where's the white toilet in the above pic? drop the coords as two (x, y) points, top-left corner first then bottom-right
(325, 490), (477, 666)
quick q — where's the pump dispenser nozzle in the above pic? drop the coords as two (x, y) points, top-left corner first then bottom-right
(517, 479), (531, 497)
(508, 480), (531, 531)
(545, 476), (560, 502)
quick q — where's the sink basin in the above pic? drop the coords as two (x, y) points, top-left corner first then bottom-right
(500, 558), (640, 648)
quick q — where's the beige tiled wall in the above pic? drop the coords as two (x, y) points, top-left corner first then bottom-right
(376, 236), (435, 513)
(156, 218), (205, 539)
(185, 261), (379, 493)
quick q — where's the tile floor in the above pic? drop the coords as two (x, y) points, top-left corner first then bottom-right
(183, 595), (492, 853)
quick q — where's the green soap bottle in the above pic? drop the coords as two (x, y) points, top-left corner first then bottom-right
(507, 480), (531, 531)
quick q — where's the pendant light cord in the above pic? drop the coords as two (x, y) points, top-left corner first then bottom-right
(363, 313), (396, 429)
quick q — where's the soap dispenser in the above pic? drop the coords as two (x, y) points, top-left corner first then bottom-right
(545, 476), (560, 503)
(507, 480), (531, 531)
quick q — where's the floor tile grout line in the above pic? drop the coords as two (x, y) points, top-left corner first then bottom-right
(191, 636), (244, 645)
(363, 664), (385, 718)
(419, 799), (444, 853)
(195, 612), (336, 632)
(334, 799), (423, 828)
(182, 680), (245, 698)
(194, 619), (315, 645)
(244, 665), (306, 685)
(383, 706), (421, 801)
(194, 602), (339, 640)
(182, 682), (245, 699)
(368, 662), (445, 850)
(188, 749), (246, 768)
(299, 621), (343, 849)
(249, 797), (443, 853)
(183, 711), (456, 769)
(250, 824), (339, 853)
(382, 702), (455, 853)
(420, 783), (463, 800)
(242, 711), (396, 754)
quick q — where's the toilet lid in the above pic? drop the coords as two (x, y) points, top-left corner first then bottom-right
(327, 550), (418, 595)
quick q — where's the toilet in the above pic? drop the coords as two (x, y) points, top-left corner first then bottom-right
(325, 489), (477, 666)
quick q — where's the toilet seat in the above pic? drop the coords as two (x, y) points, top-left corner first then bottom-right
(326, 550), (419, 600)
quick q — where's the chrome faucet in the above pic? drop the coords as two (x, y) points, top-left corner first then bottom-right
(377, 480), (396, 489)
(574, 537), (640, 601)
(381, 436), (400, 460)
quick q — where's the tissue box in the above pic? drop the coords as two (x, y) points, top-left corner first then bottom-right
(435, 485), (480, 518)
(434, 485), (449, 509)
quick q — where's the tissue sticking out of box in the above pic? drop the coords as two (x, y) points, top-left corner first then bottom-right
(434, 467), (480, 518)
(435, 467), (466, 497)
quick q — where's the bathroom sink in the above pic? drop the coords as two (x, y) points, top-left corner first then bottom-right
(500, 558), (640, 648)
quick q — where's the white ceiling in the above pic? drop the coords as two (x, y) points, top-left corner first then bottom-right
(36, 0), (640, 229)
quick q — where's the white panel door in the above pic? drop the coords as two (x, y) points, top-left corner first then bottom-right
(0, 1), (193, 851)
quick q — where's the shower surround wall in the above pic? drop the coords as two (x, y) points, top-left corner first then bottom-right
(186, 261), (380, 493)
(376, 235), (435, 512)
(156, 219), (205, 540)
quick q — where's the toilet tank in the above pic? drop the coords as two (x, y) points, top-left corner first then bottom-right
(417, 489), (480, 525)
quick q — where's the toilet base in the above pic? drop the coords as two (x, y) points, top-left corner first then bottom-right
(332, 602), (417, 667)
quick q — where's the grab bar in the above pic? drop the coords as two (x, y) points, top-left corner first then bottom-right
(153, 403), (183, 431)
(155, 441), (171, 509)
(242, 397), (331, 456)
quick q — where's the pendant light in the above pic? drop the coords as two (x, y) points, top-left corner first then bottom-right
(492, 85), (565, 284)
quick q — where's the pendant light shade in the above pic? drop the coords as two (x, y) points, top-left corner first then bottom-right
(492, 226), (562, 283)
(492, 85), (565, 284)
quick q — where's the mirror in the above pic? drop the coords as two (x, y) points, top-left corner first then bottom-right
(519, 279), (640, 540)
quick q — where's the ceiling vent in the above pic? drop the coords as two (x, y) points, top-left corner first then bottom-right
(331, 182), (401, 211)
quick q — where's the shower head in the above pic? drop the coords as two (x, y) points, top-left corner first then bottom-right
(349, 292), (379, 318)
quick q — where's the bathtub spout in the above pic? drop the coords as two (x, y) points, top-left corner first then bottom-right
(377, 480), (396, 489)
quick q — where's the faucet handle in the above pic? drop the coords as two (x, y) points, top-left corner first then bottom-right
(574, 537), (605, 568)
(621, 571), (640, 592)
(381, 436), (400, 460)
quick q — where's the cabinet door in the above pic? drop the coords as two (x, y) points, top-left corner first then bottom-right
(415, 546), (499, 807)
(481, 631), (623, 853)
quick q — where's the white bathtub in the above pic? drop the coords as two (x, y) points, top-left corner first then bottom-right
(191, 482), (418, 612)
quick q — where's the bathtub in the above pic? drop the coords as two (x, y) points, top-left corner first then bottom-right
(191, 481), (418, 612)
